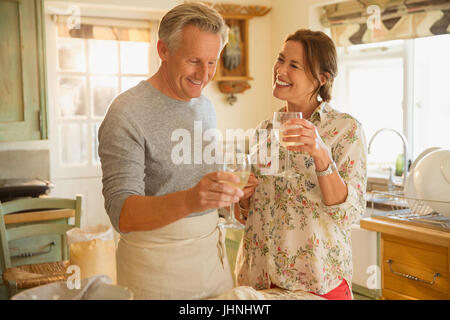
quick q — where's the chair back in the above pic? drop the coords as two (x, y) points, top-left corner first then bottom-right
(0, 196), (82, 270)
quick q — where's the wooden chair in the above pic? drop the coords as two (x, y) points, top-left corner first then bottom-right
(0, 195), (82, 298)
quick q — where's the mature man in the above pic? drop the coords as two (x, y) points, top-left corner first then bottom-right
(98, 3), (243, 299)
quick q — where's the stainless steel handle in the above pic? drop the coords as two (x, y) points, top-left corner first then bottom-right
(11, 241), (56, 259)
(386, 259), (440, 285)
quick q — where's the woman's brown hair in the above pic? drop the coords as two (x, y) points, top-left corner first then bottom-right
(285, 29), (337, 102)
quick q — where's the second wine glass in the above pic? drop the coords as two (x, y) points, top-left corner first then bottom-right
(218, 152), (251, 230)
(272, 111), (303, 178)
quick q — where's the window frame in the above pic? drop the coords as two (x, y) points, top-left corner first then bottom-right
(45, 11), (159, 180)
(334, 39), (415, 161)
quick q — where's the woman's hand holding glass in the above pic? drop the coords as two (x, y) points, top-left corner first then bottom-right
(282, 118), (331, 166)
(235, 172), (258, 224)
(241, 172), (258, 199)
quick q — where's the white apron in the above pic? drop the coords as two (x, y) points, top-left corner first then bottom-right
(116, 211), (233, 300)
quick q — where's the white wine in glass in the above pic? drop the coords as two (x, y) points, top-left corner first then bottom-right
(273, 111), (303, 178)
(280, 125), (303, 148)
(218, 153), (251, 230)
(221, 171), (251, 190)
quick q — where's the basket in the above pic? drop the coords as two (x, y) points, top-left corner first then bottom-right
(2, 260), (70, 289)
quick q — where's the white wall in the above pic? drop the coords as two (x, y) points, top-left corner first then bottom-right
(269, 0), (343, 62)
(204, 10), (273, 133)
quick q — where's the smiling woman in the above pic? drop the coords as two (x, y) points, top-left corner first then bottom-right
(235, 29), (367, 300)
(272, 29), (337, 119)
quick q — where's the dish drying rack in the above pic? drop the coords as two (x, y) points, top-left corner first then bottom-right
(369, 191), (450, 231)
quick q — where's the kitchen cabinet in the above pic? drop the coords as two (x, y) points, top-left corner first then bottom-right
(361, 217), (450, 300)
(0, 0), (47, 141)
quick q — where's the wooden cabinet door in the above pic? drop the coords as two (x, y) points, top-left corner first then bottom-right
(382, 235), (449, 300)
(0, 0), (47, 141)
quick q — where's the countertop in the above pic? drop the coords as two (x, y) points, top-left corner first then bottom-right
(360, 217), (450, 248)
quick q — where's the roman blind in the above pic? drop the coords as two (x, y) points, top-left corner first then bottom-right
(320, 0), (450, 46)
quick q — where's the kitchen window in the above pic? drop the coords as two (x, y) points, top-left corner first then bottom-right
(47, 15), (157, 179)
(333, 34), (450, 167)
(412, 34), (450, 159)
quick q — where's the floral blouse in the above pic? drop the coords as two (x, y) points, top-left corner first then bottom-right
(235, 102), (367, 295)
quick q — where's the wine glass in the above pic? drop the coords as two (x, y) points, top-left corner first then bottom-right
(272, 111), (303, 178)
(218, 152), (252, 230)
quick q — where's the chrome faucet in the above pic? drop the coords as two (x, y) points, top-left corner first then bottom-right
(368, 128), (409, 187)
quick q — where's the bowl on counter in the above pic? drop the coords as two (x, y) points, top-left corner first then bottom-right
(413, 149), (450, 217)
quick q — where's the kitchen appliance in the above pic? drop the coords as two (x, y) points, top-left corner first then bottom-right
(0, 179), (52, 203)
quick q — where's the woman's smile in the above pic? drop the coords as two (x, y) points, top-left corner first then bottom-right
(275, 78), (292, 87)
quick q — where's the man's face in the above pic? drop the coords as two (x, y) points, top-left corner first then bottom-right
(160, 24), (222, 101)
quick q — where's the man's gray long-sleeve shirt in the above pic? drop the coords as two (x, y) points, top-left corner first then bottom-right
(98, 81), (218, 233)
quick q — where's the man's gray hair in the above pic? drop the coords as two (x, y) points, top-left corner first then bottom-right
(158, 2), (229, 52)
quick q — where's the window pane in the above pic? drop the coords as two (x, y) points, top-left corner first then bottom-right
(120, 41), (150, 74)
(413, 34), (450, 158)
(89, 40), (118, 74)
(342, 59), (404, 165)
(57, 38), (86, 72)
(58, 77), (87, 118)
(91, 76), (119, 117)
(59, 123), (88, 165)
(93, 123), (100, 164)
(121, 77), (146, 92)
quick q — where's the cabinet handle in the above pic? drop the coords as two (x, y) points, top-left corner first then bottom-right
(386, 259), (440, 285)
(11, 241), (56, 259)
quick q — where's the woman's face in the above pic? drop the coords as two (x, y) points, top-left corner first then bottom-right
(272, 40), (318, 105)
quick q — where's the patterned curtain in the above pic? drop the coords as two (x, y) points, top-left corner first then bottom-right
(321, 0), (450, 46)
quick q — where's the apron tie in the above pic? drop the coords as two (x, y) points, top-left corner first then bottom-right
(217, 225), (225, 270)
